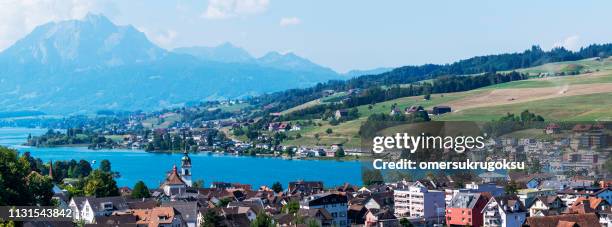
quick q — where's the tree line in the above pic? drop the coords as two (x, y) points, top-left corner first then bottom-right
(251, 44), (612, 114)
(284, 71), (527, 120)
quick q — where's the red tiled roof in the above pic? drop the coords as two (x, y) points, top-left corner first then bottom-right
(163, 165), (185, 186)
(572, 124), (592, 132)
(568, 197), (604, 214)
(526, 213), (599, 227)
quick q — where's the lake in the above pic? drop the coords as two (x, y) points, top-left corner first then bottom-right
(0, 127), (363, 188)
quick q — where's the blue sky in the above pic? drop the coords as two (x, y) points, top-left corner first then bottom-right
(1, 0), (612, 72)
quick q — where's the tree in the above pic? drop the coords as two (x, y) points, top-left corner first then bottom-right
(0, 147), (33, 205)
(99, 159), (111, 172)
(84, 170), (119, 197)
(306, 219), (320, 227)
(564, 169), (577, 178)
(384, 170), (412, 182)
(272, 182), (283, 193)
(76, 160), (92, 177)
(529, 159), (542, 174)
(334, 148), (345, 158)
(25, 172), (54, 206)
(361, 167), (384, 186)
(325, 128), (333, 134)
(193, 179), (205, 188)
(131, 181), (150, 199)
(201, 209), (221, 227)
(504, 181), (519, 195)
(251, 212), (274, 227)
(400, 218), (414, 227)
(282, 200), (300, 214)
(217, 197), (233, 207)
(329, 118), (339, 126)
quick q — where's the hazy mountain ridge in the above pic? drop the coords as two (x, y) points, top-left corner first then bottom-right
(0, 14), (344, 114)
(174, 44), (339, 77)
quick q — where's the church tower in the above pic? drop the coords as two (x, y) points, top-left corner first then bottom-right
(180, 150), (192, 187)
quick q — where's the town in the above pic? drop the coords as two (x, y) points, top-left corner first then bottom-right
(14, 121), (602, 227)
(44, 151), (610, 227)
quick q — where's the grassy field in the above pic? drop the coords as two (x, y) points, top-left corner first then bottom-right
(515, 57), (612, 75)
(215, 102), (250, 112)
(142, 113), (181, 129)
(281, 118), (363, 148)
(481, 71), (612, 89)
(277, 58), (612, 148)
(438, 92), (612, 121)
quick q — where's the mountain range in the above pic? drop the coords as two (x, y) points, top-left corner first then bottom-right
(0, 14), (383, 114)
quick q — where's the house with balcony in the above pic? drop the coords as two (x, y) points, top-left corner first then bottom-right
(394, 183), (445, 222)
(481, 196), (527, 227)
(446, 192), (489, 227)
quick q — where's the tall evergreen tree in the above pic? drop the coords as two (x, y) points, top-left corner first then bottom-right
(131, 181), (150, 199)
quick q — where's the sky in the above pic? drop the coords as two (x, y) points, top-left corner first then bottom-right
(1, 0), (612, 72)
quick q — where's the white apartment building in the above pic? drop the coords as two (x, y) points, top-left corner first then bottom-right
(394, 183), (445, 222)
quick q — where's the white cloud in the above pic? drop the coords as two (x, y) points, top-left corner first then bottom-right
(203, 0), (269, 20)
(153, 30), (178, 47)
(553, 35), (581, 51)
(279, 17), (301, 27)
(0, 0), (117, 50)
(137, 27), (178, 49)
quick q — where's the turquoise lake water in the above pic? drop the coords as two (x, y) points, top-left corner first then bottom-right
(0, 127), (363, 188)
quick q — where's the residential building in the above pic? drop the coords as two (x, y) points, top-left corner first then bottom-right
(364, 191), (394, 211)
(288, 180), (324, 196)
(404, 105), (424, 115)
(527, 196), (565, 216)
(566, 197), (610, 214)
(516, 188), (556, 208)
(335, 109), (348, 119)
(394, 183), (445, 222)
(132, 207), (185, 227)
(162, 201), (198, 227)
(69, 196), (129, 224)
(364, 209), (398, 227)
(545, 123), (561, 135)
(446, 192), (488, 227)
(300, 193), (348, 227)
(482, 196), (527, 227)
(479, 172), (506, 184)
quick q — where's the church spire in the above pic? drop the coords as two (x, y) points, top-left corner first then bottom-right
(48, 160), (53, 179)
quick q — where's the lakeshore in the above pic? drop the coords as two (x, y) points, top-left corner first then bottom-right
(0, 127), (363, 188)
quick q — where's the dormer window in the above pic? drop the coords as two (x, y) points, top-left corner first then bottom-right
(101, 202), (113, 211)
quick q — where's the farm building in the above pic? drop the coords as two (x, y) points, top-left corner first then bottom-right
(432, 106), (452, 115)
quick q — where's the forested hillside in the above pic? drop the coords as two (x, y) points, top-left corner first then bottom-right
(253, 44), (612, 113)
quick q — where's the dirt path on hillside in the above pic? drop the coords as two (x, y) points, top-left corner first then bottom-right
(443, 83), (612, 112)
